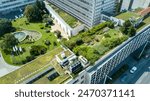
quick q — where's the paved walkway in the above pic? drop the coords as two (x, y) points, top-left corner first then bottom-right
(0, 52), (20, 77)
(51, 20), (69, 39)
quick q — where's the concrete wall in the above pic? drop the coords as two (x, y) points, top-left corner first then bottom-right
(65, 70), (86, 84)
(45, 1), (84, 38)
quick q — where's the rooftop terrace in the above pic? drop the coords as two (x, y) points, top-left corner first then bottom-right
(116, 11), (142, 21)
(49, 3), (82, 28)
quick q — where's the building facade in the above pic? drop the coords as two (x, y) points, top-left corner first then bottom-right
(0, 0), (36, 13)
(120, 0), (150, 11)
(66, 24), (150, 84)
(48, 0), (116, 27)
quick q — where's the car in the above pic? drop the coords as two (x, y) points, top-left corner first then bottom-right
(130, 66), (137, 74)
(145, 54), (150, 59)
(120, 74), (128, 82)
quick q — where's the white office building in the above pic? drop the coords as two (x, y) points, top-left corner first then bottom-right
(121, 0), (150, 11)
(0, 0), (36, 13)
(48, 0), (116, 27)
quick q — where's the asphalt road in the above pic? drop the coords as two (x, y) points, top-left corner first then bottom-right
(114, 48), (150, 84)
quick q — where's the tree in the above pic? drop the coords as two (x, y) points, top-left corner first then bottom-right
(45, 40), (51, 46)
(0, 18), (14, 36)
(0, 34), (19, 51)
(30, 45), (47, 56)
(120, 20), (136, 37)
(24, 5), (42, 22)
(128, 26), (136, 37)
(36, 0), (45, 11)
(107, 21), (115, 28)
(123, 20), (132, 28)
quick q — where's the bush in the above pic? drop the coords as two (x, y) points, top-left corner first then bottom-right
(120, 20), (136, 37)
(54, 30), (61, 38)
(64, 40), (76, 50)
(45, 29), (50, 33)
(104, 33), (111, 38)
(107, 21), (115, 28)
(39, 24), (44, 29)
(53, 41), (57, 46)
(73, 46), (99, 64)
(76, 38), (83, 45)
(30, 45), (47, 56)
(45, 40), (51, 46)
(26, 55), (35, 62)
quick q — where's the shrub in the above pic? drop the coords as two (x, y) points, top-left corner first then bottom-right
(45, 40), (51, 46)
(53, 41), (57, 46)
(30, 45), (47, 56)
(54, 30), (61, 38)
(107, 21), (115, 28)
(26, 55), (35, 62)
(45, 29), (50, 33)
(76, 38), (83, 45)
(104, 33), (111, 38)
(73, 46), (100, 64)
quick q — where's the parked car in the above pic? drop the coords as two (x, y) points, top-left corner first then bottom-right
(130, 66), (137, 74)
(145, 54), (150, 59)
(120, 74), (128, 82)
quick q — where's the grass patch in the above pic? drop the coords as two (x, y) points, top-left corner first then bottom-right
(0, 47), (64, 84)
(116, 11), (141, 21)
(49, 3), (82, 28)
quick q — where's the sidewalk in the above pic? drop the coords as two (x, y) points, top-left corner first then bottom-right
(0, 52), (20, 77)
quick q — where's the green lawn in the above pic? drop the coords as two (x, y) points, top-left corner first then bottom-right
(0, 47), (66, 84)
(116, 11), (141, 21)
(49, 3), (82, 28)
(1, 17), (59, 65)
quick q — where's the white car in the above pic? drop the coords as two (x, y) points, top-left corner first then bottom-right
(130, 66), (137, 74)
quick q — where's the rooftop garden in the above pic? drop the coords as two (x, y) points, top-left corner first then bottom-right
(0, 17), (59, 65)
(61, 22), (129, 64)
(0, 0), (59, 65)
(49, 3), (82, 28)
(0, 46), (71, 84)
(116, 11), (142, 21)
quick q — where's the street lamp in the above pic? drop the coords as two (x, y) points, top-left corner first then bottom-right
(138, 36), (150, 59)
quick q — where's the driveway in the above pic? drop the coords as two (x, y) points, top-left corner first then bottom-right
(0, 52), (20, 77)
